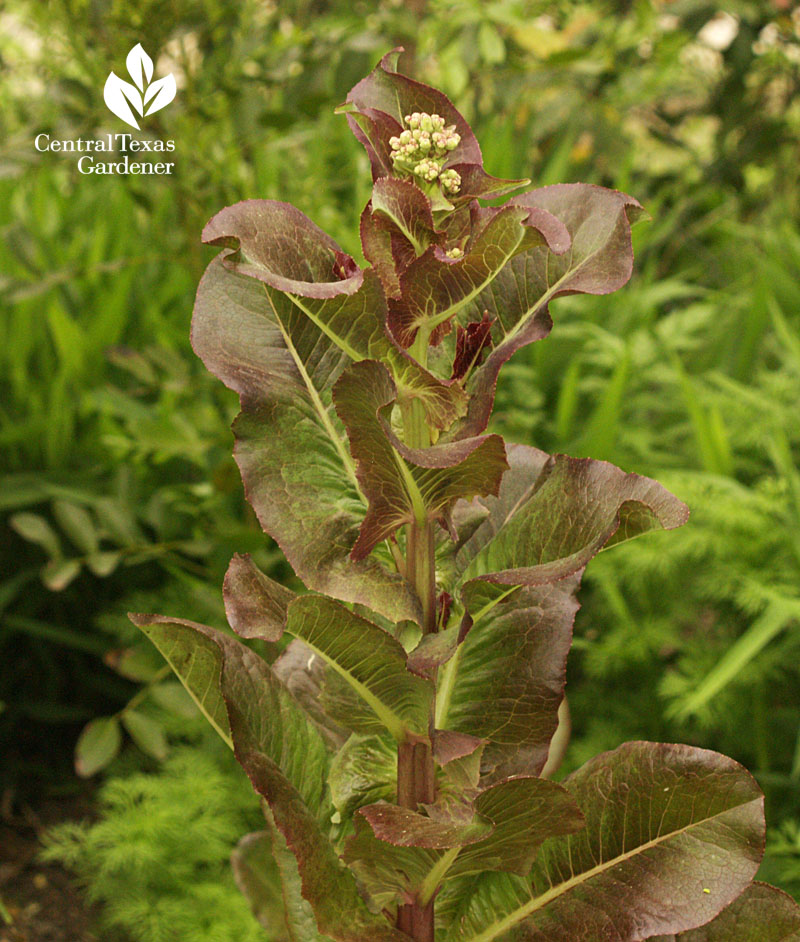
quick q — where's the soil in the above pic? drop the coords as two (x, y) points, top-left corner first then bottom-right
(0, 790), (99, 942)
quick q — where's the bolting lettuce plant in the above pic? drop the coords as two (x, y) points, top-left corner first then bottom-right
(132, 50), (800, 942)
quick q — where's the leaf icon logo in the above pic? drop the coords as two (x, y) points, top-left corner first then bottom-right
(103, 44), (176, 130)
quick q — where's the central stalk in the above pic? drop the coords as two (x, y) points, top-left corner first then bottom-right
(397, 395), (437, 942)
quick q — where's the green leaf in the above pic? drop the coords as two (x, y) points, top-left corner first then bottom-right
(74, 716), (121, 777)
(647, 882), (800, 940)
(94, 496), (144, 545)
(478, 22), (506, 64)
(223, 552), (295, 642)
(106, 644), (164, 682)
(286, 594), (434, 742)
(192, 256), (419, 624)
(52, 499), (99, 554)
(122, 709), (168, 761)
(131, 613), (402, 942)
(86, 550), (122, 577)
(446, 742), (765, 942)
(130, 614), (233, 748)
(149, 681), (197, 718)
(668, 596), (800, 721)
(41, 557), (82, 591)
(232, 826), (332, 942)
(329, 733), (397, 819)
(459, 184), (645, 437)
(333, 359), (508, 560)
(10, 512), (61, 558)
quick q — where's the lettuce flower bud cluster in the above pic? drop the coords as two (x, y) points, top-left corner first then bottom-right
(389, 111), (461, 195)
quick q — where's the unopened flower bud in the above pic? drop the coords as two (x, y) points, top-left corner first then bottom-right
(440, 168), (461, 194)
(414, 158), (440, 181)
(446, 246), (464, 259)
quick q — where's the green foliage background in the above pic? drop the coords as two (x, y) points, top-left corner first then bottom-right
(2, 0), (799, 938)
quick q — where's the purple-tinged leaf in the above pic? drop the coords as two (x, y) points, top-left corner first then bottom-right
(439, 446), (686, 778)
(457, 184), (645, 437)
(458, 446), (689, 590)
(361, 177), (444, 298)
(446, 742), (765, 942)
(456, 778), (584, 877)
(343, 812), (438, 911)
(451, 312), (494, 381)
(344, 105), (404, 181)
(449, 163), (533, 201)
(192, 257), (420, 624)
(201, 200), (465, 432)
(431, 738), (485, 826)
(407, 624), (462, 676)
(131, 613), (403, 942)
(387, 204), (568, 349)
(223, 552), (295, 642)
(360, 201), (404, 298)
(203, 200), (364, 299)
(433, 730), (484, 768)
(341, 49), (527, 201)
(344, 776), (583, 912)
(372, 176), (440, 257)
(436, 576), (581, 783)
(285, 594), (434, 742)
(332, 359), (507, 561)
(360, 801), (493, 849)
(647, 882), (800, 941)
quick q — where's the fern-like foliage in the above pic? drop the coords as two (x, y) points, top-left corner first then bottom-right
(42, 745), (266, 942)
